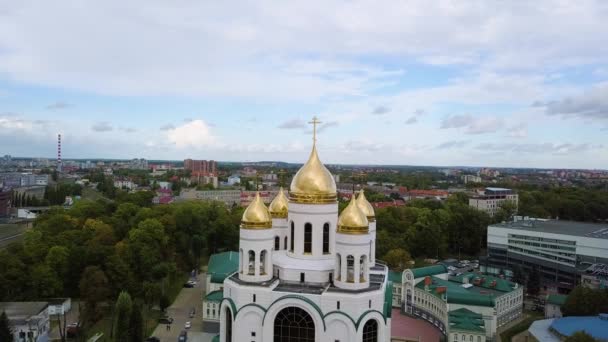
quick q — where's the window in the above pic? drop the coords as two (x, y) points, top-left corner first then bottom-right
(337, 301), (340, 310)
(260, 250), (267, 275)
(252, 332), (256, 337)
(290, 222), (294, 252)
(369, 300), (372, 308)
(347, 255), (355, 282)
(225, 307), (233, 342)
(323, 223), (330, 254)
(300, 272), (305, 283)
(362, 319), (378, 342)
(284, 236), (288, 250)
(248, 251), (255, 275)
(273, 306), (315, 342)
(253, 294), (256, 302)
(304, 223), (312, 254)
(360, 255), (367, 282)
(469, 336), (473, 342)
(275, 236), (280, 250)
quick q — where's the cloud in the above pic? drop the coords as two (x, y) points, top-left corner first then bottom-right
(0, 114), (31, 130)
(506, 123), (527, 138)
(317, 121), (338, 133)
(278, 119), (306, 129)
(405, 117), (417, 125)
(372, 106), (390, 115)
(160, 124), (175, 131)
(46, 101), (70, 110)
(166, 119), (215, 148)
(544, 83), (608, 121)
(437, 140), (470, 149)
(475, 142), (603, 155)
(119, 127), (137, 133)
(91, 122), (113, 132)
(440, 114), (473, 129)
(440, 114), (503, 134)
(413, 109), (426, 116)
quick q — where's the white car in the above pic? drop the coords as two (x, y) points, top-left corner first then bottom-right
(185, 321), (191, 329)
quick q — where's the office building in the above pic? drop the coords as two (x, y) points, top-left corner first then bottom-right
(469, 187), (518, 217)
(0, 302), (50, 342)
(482, 217), (608, 293)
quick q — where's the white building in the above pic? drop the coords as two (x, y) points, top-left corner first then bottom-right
(113, 179), (135, 190)
(0, 302), (50, 342)
(227, 175), (241, 186)
(462, 174), (481, 184)
(218, 131), (392, 342)
(469, 187), (518, 217)
(393, 265), (523, 340)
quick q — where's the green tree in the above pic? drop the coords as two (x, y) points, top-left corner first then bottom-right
(113, 291), (133, 342)
(129, 302), (143, 342)
(527, 267), (541, 296)
(564, 331), (597, 342)
(0, 311), (13, 342)
(79, 266), (111, 324)
(383, 248), (413, 272)
(159, 294), (170, 313)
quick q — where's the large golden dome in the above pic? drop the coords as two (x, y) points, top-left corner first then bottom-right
(241, 192), (272, 229)
(337, 196), (369, 234)
(268, 187), (288, 218)
(356, 190), (375, 222)
(289, 144), (337, 204)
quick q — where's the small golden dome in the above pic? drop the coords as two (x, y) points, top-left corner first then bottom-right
(290, 144), (337, 204)
(337, 196), (369, 234)
(356, 190), (375, 222)
(269, 187), (288, 218)
(241, 192), (272, 229)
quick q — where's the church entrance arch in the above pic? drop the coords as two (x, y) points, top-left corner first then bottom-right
(273, 306), (315, 342)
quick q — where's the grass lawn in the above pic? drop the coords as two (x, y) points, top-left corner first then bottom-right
(0, 223), (28, 248)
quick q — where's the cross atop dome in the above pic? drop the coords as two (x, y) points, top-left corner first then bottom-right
(308, 116), (321, 145)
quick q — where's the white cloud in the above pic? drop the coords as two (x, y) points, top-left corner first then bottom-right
(166, 119), (215, 148)
(91, 122), (113, 132)
(440, 114), (503, 134)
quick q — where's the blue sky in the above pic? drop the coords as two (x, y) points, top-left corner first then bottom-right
(0, 1), (607, 168)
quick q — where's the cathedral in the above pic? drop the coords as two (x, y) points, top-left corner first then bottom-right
(219, 119), (392, 342)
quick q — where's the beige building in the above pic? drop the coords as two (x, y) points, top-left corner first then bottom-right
(469, 187), (518, 217)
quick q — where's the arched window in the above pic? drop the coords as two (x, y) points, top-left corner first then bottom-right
(347, 255), (355, 282)
(360, 255), (367, 282)
(304, 223), (312, 254)
(290, 222), (294, 252)
(362, 319), (378, 342)
(284, 236), (288, 250)
(248, 251), (255, 275)
(225, 307), (232, 342)
(273, 306), (315, 342)
(260, 250), (267, 275)
(239, 248), (243, 273)
(275, 236), (280, 250)
(323, 223), (330, 254)
(335, 253), (341, 281)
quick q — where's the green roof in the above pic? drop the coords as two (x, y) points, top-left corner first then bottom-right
(208, 251), (239, 283)
(211, 335), (219, 342)
(389, 270), (403, 283)
(415, 275), (497, 307)
(205, 290), (223, 302)
(449, 308), (485, 333)
(411, 264), (448, 279)
(450, 273), (517, 293)
(384, 281), (393, 318)
(546, 294), (567, 306)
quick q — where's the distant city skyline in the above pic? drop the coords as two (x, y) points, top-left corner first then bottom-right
(1, 2), (607, 169)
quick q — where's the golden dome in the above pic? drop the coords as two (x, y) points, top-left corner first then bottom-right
(241, 192), (272, 229)
(269, 187), (288, 218)
(356, 190), (375, 222)
(337, 196), (369, 234)
(289, 144), (337, 204)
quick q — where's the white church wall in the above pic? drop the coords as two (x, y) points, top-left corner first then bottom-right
(287, 202), (338, 259)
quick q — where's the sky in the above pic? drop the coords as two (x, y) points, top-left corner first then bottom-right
(0, 1), (607, 169)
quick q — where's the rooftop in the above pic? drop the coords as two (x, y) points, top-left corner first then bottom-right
(546, 294), (568, 306)
(411, 264), (448, 279)
(449, 308), (485, 333)
(389, 270), (403, 283)
(204, 290), (223, 302)
(550, 315), (608, 340)
(208, 251), (239, 283)
(491, 219), (608, 240)
(0, 302), (49, 325)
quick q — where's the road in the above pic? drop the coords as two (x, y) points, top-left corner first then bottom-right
(150, 273), (216, 342)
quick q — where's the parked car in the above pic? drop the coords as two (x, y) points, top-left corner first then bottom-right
(145, 337), (160, 342)
(183, 282), (194, 288)
(158, 316), (174, 324)
(178, 330), (188, 342)
(66, 323), (79, 338)
(185, 321), (192, 329)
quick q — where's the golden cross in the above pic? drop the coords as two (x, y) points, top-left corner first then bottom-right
(308, 116), (322, 144)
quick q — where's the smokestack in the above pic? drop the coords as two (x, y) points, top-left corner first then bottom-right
(57, 134), (62, 172)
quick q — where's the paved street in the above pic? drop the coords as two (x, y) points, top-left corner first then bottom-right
(150, 273), (216, 342)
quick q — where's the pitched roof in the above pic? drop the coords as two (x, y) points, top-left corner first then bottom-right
(389, 270), (403, 283)
(208, 251), (239, 283)
(546, 294), (567, 306)
(415, 276), (498, 307)
(411, 265), (448, 279)
(449, 308), (485, 333)
(205, 290), (223, 302)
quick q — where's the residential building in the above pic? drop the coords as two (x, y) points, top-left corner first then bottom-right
(191, 175), (218, 188)
(544, 294), (567, 318)
(394, 265), (523, 340)
(179, 189), (242, 206)
(129, 158), (148, 170)
(47, 298), (71, 316)
(184, 159), (217, 176)
(462, 174), (481, 184)
(469, 187), (518, 217)
(202, 251), (239, 332)
(482, 217), (608, 293)
(0, 302), (50, 342)
(216, 133), (391, 342)
(114, 178), (135, 190)
(0, 189), (10, 217)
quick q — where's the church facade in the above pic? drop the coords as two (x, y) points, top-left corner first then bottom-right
(219, 120), (392, 342)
